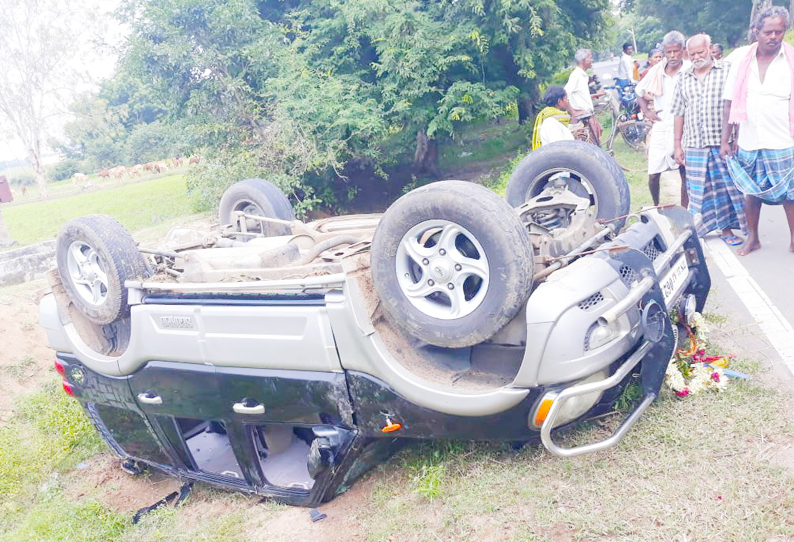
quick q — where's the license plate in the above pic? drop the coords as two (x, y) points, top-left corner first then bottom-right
(660, 256), (689, 307)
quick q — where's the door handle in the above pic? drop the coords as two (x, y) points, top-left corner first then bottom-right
(137, 392), (163, 405)
(233, 402), (265, 415)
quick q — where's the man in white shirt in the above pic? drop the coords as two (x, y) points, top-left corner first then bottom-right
(565, 49), (604, 142)
(531, 86), (576, 149)
(637, 30), (691, 206)
(616, 42), (637, 89)
(720, 6), (794, 255)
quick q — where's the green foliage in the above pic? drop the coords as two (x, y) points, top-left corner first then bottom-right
(7, 173), (36, 187)
(47, 159), (82, 182)
(186, 146), (318, 217)
(627, 0), (789, 48)
(124, 120), (192, 165)
(57, 0), (612, 209)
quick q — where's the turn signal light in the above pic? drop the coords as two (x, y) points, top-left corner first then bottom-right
(534, 399), (554, 427)
(381, 419), (402, 433)
(62, 380), (75, 397)
(54, 360), (66, 375)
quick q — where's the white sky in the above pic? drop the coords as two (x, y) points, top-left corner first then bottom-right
(0, 1), (125, 164)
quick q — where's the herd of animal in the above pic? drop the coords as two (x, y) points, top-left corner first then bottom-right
(76, 155), (200, 184)
(5, 156), (201, 200)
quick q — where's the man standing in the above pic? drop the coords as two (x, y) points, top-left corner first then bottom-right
(616, 42), (637, 89)
(711, 43), (724, 60)
(565, 49), (603, 143)
(720, 6), (794, 255)
(637, 31), (691, 206)
(672, 34), (745, 244)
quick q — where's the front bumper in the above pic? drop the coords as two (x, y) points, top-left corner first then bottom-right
(532, 206), (710, 456)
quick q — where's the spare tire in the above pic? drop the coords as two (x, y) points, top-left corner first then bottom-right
(219, 179), (295, 237)
(371, 181), (534, 348)
(505, 140), (630, 231)
(56, 215), (148, 325)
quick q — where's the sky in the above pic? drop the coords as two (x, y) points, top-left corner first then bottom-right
(0, 1), (125, 164)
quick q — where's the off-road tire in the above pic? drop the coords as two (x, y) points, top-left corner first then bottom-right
(56, 215), (148, 325)
(505, 140), (631, 231)
(371, 181), (534, 348)
(219, 178), (294, 237)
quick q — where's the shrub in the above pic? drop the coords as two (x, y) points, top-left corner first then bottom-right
(47, 159), (82, 182)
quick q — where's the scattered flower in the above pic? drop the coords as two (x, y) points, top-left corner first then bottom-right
(664, 316), (734, 397)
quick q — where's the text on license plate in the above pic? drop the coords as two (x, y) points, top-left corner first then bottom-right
(661, 256), (689, 306)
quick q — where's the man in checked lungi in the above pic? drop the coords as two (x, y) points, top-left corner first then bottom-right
(720, 6), (794, 256)
(672, 34), (746, 245)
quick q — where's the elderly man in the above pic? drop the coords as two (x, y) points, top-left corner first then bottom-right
(616, 42), (637, 89)
(711, 43), (724, 61)
(637, 31), (691, 207)
(720, 6), (794, 255)
(672, 34), (745, 245)
(565, 49), (604, 143)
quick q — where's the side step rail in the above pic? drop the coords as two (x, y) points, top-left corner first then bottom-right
(540, 341), (654, 457)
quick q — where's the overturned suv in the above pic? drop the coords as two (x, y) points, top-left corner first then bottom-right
(40, 141), (710, 506)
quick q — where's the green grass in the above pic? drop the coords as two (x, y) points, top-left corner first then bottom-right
(438, 117), (528, 172)
(2, 174), (193, 247)
(0, 380), (102, 508)
(3, 356), (36, 380)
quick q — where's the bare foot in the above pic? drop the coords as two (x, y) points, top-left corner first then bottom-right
(737, 239), (761, 256)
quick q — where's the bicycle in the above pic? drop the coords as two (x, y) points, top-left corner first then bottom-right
(584, 83), (649, 153)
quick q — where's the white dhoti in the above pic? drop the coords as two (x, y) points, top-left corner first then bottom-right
(646, 121), (678, 175)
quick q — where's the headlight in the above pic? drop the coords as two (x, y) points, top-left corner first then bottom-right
(586, 320), (621, 350)
(531, 369), (608, 429)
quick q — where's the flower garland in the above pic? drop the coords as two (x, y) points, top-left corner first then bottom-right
(665, 312), (732, 397)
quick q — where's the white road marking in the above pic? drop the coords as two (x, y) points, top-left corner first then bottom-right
(704, 237), (794, 376)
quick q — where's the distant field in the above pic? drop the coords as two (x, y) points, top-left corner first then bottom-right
(2, 174), (194, 247)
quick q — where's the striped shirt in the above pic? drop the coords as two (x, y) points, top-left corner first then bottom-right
(671, 60), (730, 148)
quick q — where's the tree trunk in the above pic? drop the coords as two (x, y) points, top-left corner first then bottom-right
(0, 209), (15, 247)
(517, 94), (533, 125)
(748, 0), (773, 42)
(413, 129), (440, 178)
(28, 145), (49, 199)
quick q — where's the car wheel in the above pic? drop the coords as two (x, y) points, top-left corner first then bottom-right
(370, 181), (534, 348)
(56, 215), (148, 325)
(621, 120), (649, 151)
(219, 178), (295, 237)
(505, 140), (631, 231)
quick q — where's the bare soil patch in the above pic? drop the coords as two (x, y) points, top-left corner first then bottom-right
(64, 453), (182, 514)
(0, 281), (56, 421)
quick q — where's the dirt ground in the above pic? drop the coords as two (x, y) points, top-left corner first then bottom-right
(0, 281), (58, 422)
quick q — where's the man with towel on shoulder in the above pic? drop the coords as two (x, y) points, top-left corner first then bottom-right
(637, 30), (691, 207)
(720, 6), (794, 256)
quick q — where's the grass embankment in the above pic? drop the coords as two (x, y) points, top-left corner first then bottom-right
(2, 174), (196, 248)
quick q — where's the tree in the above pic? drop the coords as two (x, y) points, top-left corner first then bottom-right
(92, 0), (611, 209)
(0, 0), (105, 198)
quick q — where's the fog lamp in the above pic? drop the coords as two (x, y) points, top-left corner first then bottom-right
(531, 370), (608, 429)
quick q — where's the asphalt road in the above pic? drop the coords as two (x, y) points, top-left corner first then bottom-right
(593, 60), (620, 84)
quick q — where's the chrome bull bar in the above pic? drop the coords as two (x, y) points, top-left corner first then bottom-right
(540, 341), (654, 457)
